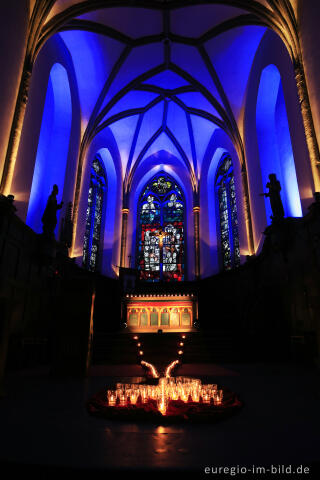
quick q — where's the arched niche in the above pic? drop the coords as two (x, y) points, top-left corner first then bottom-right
(127, 150), (194, 279)
(244, 30), (313, 253)
(10, 34), (81, 226)
(26, 63), (72, 234)
(256, 64), (302, 224)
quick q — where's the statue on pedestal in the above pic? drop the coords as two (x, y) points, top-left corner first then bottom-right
(260, 173), (284, 222)
(41, 184), (63, 239)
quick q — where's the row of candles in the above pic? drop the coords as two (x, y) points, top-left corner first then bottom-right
(106, 377), (223, 414)
(132, 334), (187, 364)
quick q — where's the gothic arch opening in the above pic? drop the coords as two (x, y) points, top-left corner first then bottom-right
(214, 154), (240, 271)
(136, 172), (185, 282)
(82, 155), (107, 272)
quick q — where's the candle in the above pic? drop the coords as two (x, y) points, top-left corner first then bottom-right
(130, 392), (138, 405)
(181, 392), (188, 402)
(107, 390), (116, 406)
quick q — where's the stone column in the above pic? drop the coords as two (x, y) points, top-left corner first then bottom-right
(295, 60), (320, 192)
(120, 208), (129, 268)
(0, 62), (32, 196)
(241, 164), (254, 255)
(193, 206), (200, 279)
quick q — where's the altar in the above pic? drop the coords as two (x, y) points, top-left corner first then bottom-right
(123, 293), (197, 332)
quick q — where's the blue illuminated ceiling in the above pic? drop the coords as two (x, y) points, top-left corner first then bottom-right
(55, 2), (267, 187)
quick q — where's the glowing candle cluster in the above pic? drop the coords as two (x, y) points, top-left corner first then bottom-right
(106, 377), (223, 415)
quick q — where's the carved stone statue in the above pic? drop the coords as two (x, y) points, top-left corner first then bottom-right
(260, 173), (284, 221)
(41, 184), (63, 238)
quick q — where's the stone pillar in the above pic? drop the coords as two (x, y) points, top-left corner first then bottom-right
(241, 164), (254, 255)
(193, 206), (200, 279)
(120, 208), (129, 268)
(0, 62), (32, 196)
(295, 60), (320, 192)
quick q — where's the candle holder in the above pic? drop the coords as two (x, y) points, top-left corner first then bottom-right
(107, 390), (117, 406)
(119, 393), (127, 406)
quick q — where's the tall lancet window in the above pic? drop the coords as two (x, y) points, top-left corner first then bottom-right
(137, 173), (185, 282)
(215, 155), (240, 270)
(83, 157), (106, 271)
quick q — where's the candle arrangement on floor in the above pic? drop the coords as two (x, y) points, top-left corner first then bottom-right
(87, 334), (242, 423)
(106, 377), (223, 415)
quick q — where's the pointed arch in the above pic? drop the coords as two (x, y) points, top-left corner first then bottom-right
(82, 155), (107, 271)
(215, 154), (240, 270)
(136, 171), (185, 282)
(26, 62), (72, 234)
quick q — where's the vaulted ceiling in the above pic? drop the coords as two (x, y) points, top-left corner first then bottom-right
(34, 1), (299, 187)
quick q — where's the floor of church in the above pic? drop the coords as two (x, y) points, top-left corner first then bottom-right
(0, 363), (319, 478)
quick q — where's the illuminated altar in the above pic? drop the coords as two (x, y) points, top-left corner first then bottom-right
(123, 293), (197, 332)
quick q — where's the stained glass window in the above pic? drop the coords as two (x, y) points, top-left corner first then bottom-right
(215, 155), (240, 270)
(137, 173), (185, 282)
(82, 157), (106, 271)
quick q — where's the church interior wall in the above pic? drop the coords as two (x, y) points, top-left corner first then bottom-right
(1, 1), (320, 373)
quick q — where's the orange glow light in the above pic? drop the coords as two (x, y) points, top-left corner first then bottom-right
(178, 350), (183, 355)
(141, 360), (159, 378)
(165, 360), (179, 378)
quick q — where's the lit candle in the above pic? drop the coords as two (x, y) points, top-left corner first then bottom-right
(157, 397), (167, 415)
(181, 392), (188, 402)
(191, 391), (200, 402)
(107, 390), (116, 406)
(130, 392), (138, 405)
(203, 394), (210, 404)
